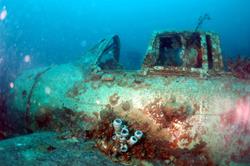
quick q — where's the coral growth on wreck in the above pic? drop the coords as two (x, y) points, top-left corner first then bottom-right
(227, 56), (250, 79)
(143, 98), (193, 128)
(34, 107), (96, 138)
(219, 95), (250, 164)
(87, 98), (214, 165)
(195, 13), (211, 32)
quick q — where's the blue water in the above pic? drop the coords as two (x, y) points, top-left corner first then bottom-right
(0, 0), (250, 92)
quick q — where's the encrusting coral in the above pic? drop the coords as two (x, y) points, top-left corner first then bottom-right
(112, 118), (143, 153)
(86, 98), (214, 165)
(227, 56), (250, 79)
(33, 92), (214, 165)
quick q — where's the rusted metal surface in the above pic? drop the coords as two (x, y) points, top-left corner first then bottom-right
(143, 31), (224, 74)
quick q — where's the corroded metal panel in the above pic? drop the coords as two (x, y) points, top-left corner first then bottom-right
(143, 31), (224, 74)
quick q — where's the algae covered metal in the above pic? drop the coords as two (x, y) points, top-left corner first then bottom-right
(8, 31), (250, 165)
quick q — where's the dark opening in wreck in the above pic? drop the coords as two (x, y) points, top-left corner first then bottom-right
(158, 35), (183, 67)
(143, 31), (224, 76)
(206, 35), (213, 69)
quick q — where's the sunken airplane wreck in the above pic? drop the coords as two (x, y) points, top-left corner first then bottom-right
(8, 31), (250, 165)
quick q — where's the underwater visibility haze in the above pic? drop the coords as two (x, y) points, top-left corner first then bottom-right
(0, 0), (250, 165)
